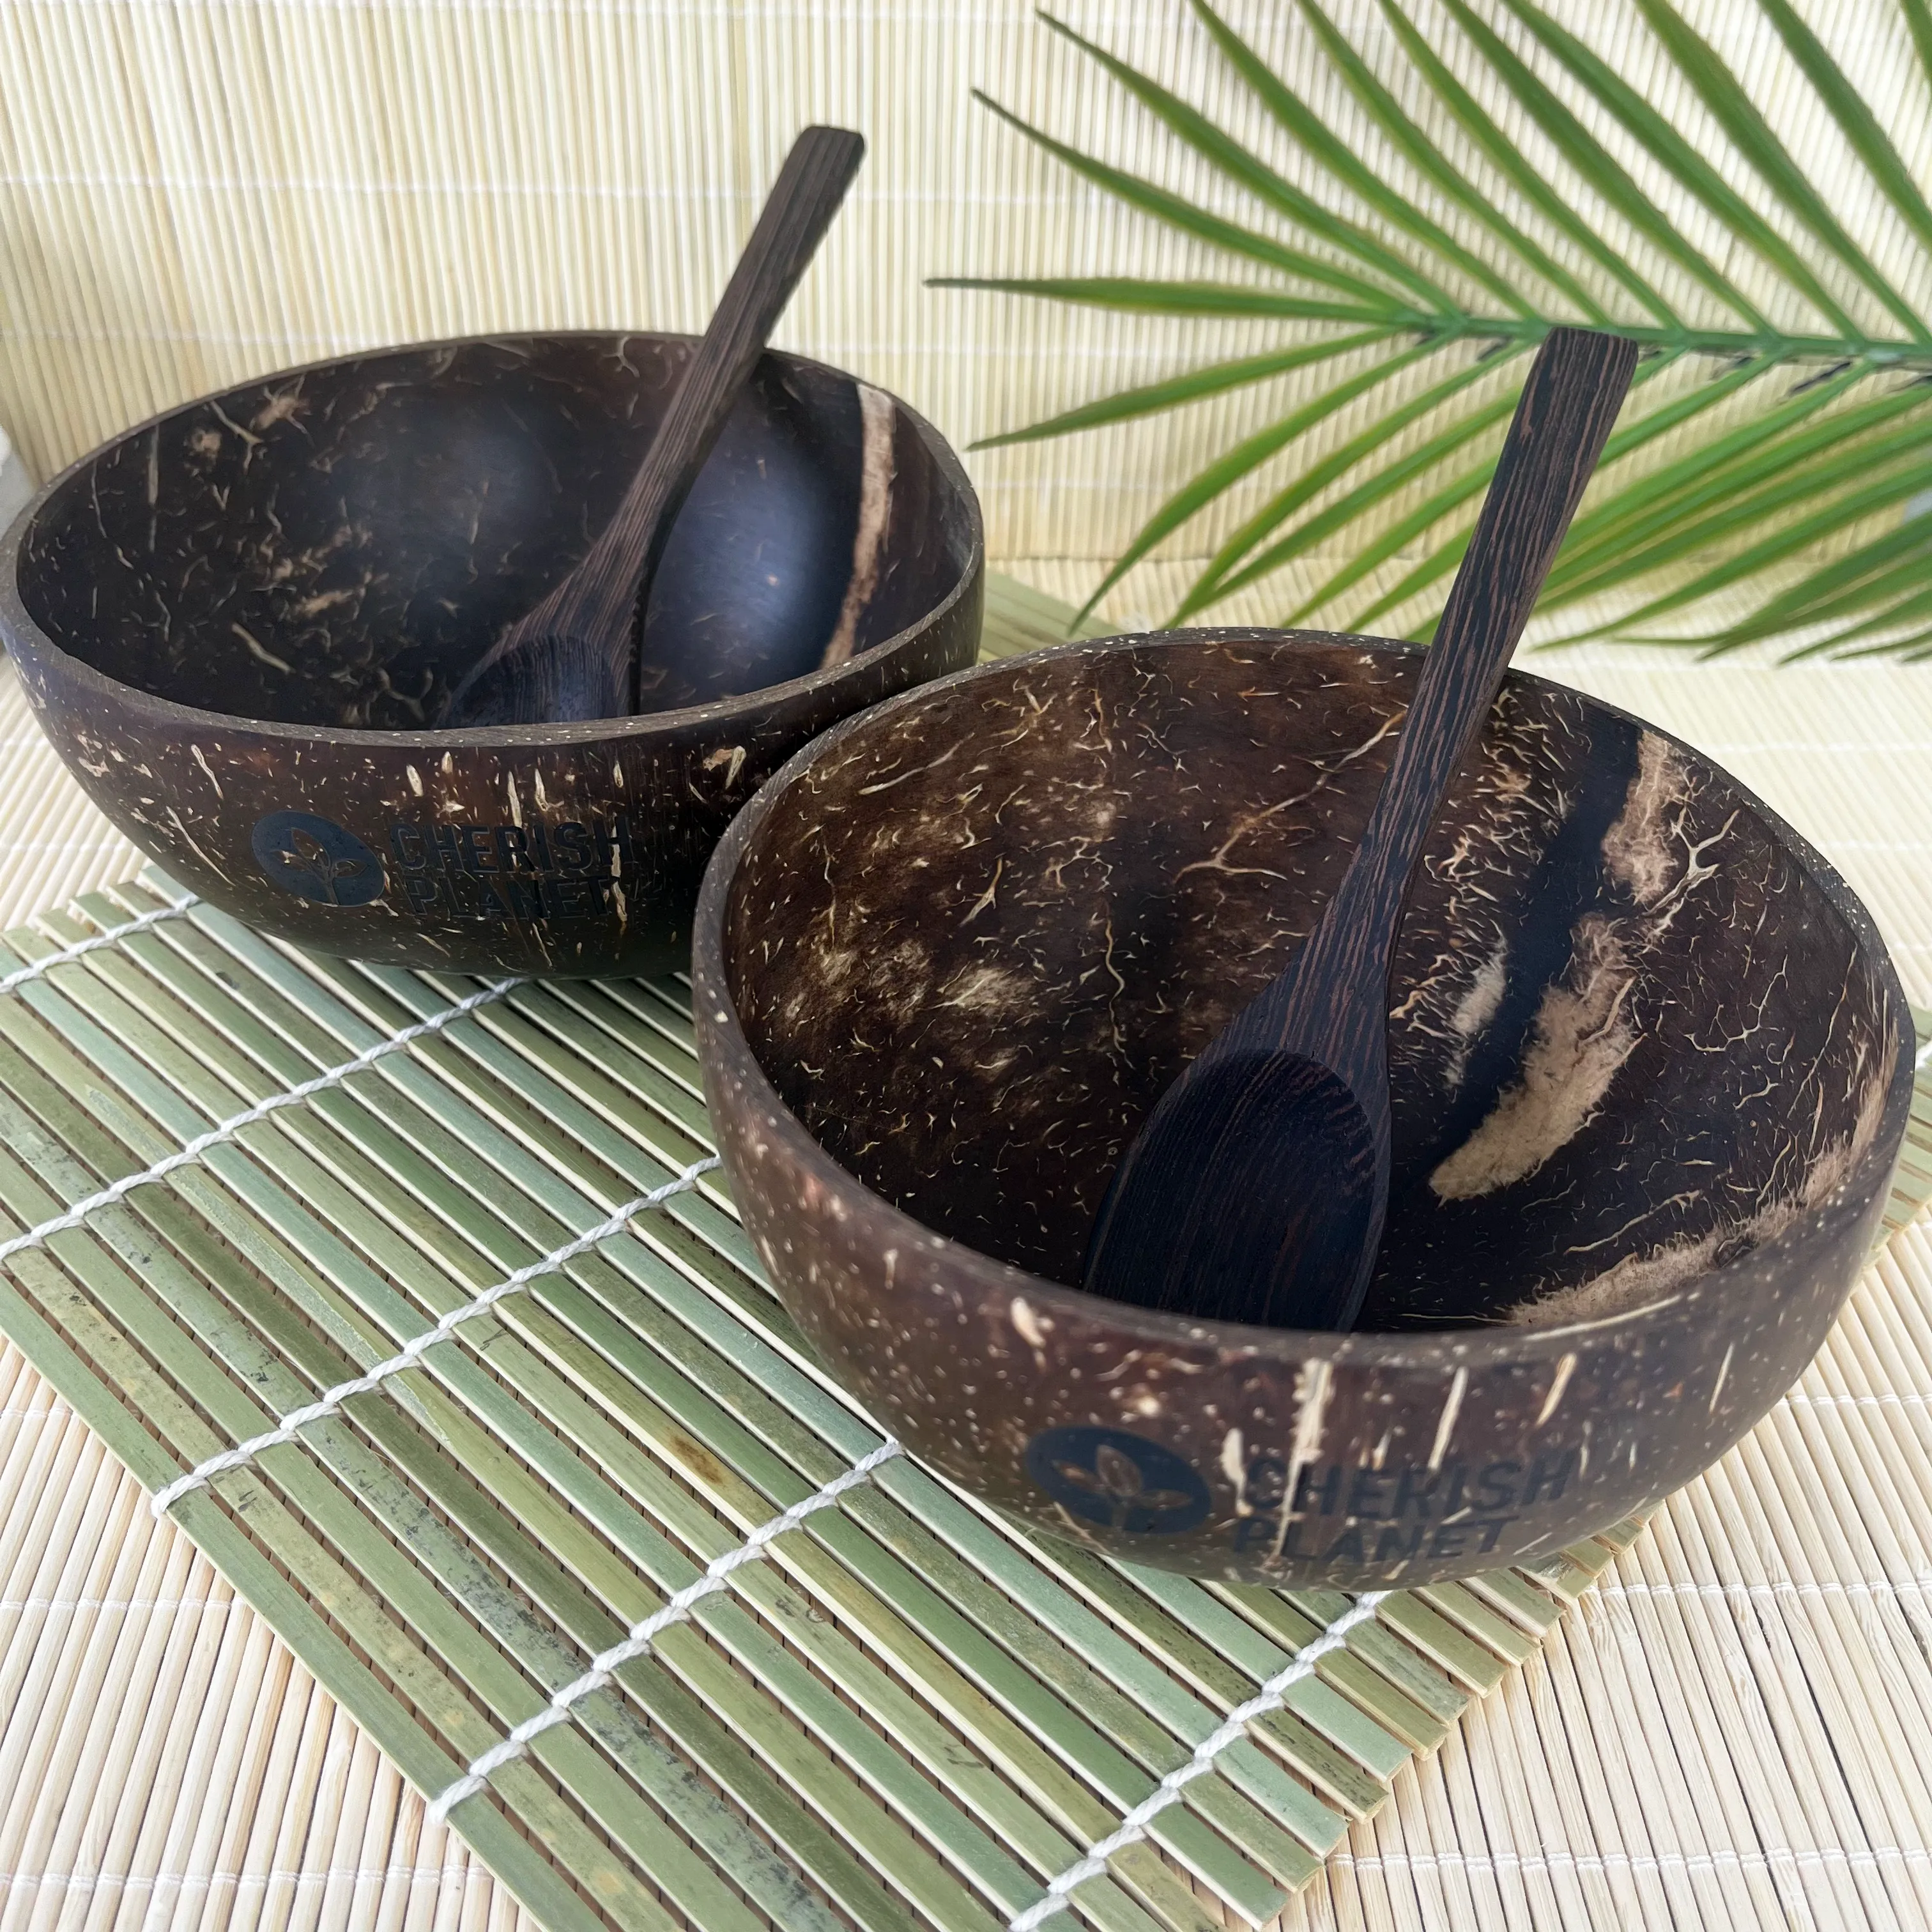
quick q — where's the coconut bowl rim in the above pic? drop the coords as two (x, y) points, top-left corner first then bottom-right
(693, 624), (1917, 1368)
(0, 328), (984, 753)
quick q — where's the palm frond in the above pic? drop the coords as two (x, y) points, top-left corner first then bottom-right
(966, 335), (1395, 451)
(936, 0), (1932, 661)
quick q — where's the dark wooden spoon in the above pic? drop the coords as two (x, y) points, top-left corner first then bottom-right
(1083, 325), (1639, 1334)
(442, 126), (866, 728)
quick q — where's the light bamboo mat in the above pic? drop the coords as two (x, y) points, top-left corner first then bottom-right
(0, 572), (1927, 1932)
(2, 4), (1930, 1917)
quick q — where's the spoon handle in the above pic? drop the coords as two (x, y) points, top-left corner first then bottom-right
(1083, 328), (1636, 1336)
(487, 126), (866, 712)
(1323, 327), (1638, 982)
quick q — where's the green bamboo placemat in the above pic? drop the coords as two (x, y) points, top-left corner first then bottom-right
(0, 609), (1924, 1932)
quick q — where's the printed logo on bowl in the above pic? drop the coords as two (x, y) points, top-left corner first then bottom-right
(1023, 1425), (1211, 1535)
(251, 811), (387, 907)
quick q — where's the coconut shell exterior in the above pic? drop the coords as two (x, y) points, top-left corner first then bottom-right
(0, 332), (981, 977)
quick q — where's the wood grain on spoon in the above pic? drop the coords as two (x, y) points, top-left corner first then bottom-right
(1082, 326), (1640, 1335)
(441, 126), (866, 728)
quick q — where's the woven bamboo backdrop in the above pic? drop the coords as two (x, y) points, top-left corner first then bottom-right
(5, 9), (1932, 1931)
(2, 0), (1929, 620)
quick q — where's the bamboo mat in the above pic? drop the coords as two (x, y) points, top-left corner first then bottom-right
(0, 574), (1926, 1932)
(0, 562), (1657, 1932)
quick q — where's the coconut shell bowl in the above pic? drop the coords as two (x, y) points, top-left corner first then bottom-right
(693, 629), (1915, 1589)
(0, 332), (982, 977)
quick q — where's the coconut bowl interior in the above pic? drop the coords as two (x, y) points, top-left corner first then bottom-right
(721, 630), (1905, 1333)
(13, 333), (963, 726)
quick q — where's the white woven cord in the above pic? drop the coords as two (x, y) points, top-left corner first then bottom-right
(0, 975), (518, 1278)
(0, 893), (198, 993)
(425, 1434), (905, 1825)
(148, 1151), (721, 1519)
(1008, 1590), (1392, 1931)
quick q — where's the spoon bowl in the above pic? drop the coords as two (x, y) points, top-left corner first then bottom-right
(445, 126), (867, 728)
(1082, 1048), (1384, 1331)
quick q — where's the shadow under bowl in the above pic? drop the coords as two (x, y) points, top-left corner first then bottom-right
(0, 331), (981, 977)
(693, 629), (1914, 1586)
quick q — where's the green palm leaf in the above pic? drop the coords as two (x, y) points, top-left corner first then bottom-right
(1175, 346), (1532, 618)
(937, 0), (1932, 661)
(1439, 0), (1771, 330)
(1294, 0), (1610, 323)
(1494, 0), (1862, 336)
(1630, 0), (1929, 342)
(965, 335), (1396, 452)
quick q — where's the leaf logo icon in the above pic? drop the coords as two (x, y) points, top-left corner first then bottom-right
(1023, 1425), (1211, 1535)
(250, 811), (387, 908)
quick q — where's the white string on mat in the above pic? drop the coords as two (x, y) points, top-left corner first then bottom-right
(0, 893), (199, 994)
(0, 976), (518, 1277)
(426, 1433), (905, 1824)
(149, 1151), (721, 1519)
(1008, 1590), (1391, 1932)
